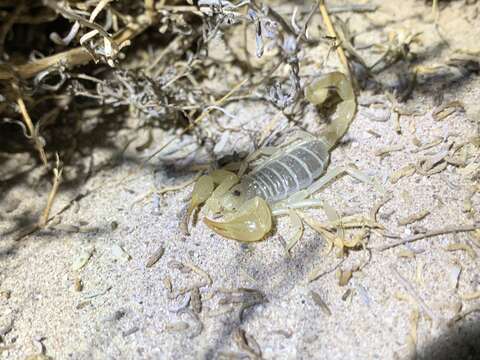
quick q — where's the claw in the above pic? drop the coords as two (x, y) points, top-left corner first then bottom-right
(204, 197), (272, 242)
(184, 175), (214, 234)
(205, 171), (239, 214)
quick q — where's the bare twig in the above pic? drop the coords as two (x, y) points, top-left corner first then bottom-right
(390, 265), (436, 322)
(141, 79), (248, 166)
(329, 3), (378, 14)
(15, 90), (48, 166)
(318, 0), (351, 79)
(0, 11), (152, 80)
(308, 258), (346, 283)
(376, 225), (480, 251)
(0, 0), (25, 55)
(44, 0), (114, 44)
(447, 306), (480, 327)
(40, 153), (63, 227)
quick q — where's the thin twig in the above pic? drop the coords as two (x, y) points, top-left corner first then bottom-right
(44, 0), (114, 44)
(390, 265), (436, 322)
(308, 258), (346, 283)
(0, 0), (25, 55)
(0, 11), (151, 80)
(447, 306), (480, 327)
(16, 92), (48, 166)
(40, 154), (63, 227)
(318, 0), (351, 79)
(144, 0), (155, 21)
(141, 79), (248, 166)
(375, 225), (480, 251)
(330, 3), (378, 14)
(432, 0), (439, 23)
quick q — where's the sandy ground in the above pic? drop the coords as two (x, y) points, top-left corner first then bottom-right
(1, 1), (480, 359)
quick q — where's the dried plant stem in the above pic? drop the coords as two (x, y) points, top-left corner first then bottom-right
(447, 306), (480, 327)
(40, 154), (63, 227)
(147, 35), (182, 76)
(142, 79), (248, 166)
(145, 0), (155, 21)
(432, 0), (439, 23)
(390, 265), (436, 322)
(330, 3), (378, 14)
(308, 258), (346, 283)
(0, 12), (151, 80)
(318, 0), (351, 79)
(44, 0), (113, 43)
(16, 95), (48, 166)
(12, 47), (92, 80)
(0, 0), (24, 54)
(376, 225), (480, 251)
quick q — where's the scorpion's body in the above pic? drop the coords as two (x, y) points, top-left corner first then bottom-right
(239, 139), (330, 204)
(187, 71), (377, 242)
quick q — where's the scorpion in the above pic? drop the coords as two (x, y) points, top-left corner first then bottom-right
(186, 71), (382, 242)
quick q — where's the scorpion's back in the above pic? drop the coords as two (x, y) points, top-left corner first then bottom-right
(242, 139), (330, 203)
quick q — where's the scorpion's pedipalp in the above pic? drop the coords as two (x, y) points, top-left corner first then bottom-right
(204, 170), (239, 214)
(204, 197), (272, 242)
(185, 175), (215, 233)
(189, 175), (215, 211)
(210, 169), (236, 184)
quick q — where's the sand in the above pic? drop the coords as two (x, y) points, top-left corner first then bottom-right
(0, 1), (479, 359)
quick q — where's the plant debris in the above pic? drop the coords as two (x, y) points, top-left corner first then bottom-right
(145, 245), (165, 268)
(398, 210), (430, 226)
(71, 247), (95, 271)
(233, 328), (262, 359)
(377, 225), (480, 251)
(390, 164), (416, 183)
(310, 290), (332, 316)
(390, 265), (435, 322)
(1, 0), (480, 358)
(445, 242), (477, 259)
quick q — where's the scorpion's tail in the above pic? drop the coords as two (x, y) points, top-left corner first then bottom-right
(305, 72), (357, 149)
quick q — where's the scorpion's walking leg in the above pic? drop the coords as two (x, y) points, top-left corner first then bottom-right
(305, 166), (385, 196)
(272, 199), (325, 216)
(271, 166), (383, 251)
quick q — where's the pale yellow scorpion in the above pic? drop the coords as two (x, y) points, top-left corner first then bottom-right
(187, 72), (380, 242)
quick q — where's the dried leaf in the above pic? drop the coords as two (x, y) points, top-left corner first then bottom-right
(145, 246), (165, 268)
(445, 243), (477, 259)
(398, 210), (430, 225)
(310, 290), (332, 316)
(460, 291), (480, 301)
(72, 247), (94, 271)
(337, 269), (352, 286)
(390, 164), (416, 183)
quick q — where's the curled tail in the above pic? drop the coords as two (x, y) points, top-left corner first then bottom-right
(305, 72), (357, 149)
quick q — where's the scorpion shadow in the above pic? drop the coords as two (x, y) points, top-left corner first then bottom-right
(418, 319), (480, 360)
(202, 229), (337, 359)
